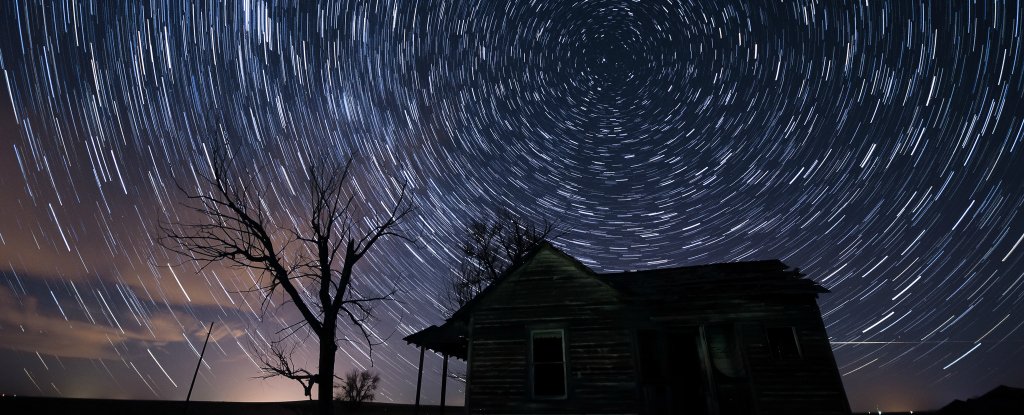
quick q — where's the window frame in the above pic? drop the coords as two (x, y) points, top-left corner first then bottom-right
(529, 329), (568, 400)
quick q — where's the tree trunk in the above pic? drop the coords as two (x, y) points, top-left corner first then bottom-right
(318, 333), (337, 415)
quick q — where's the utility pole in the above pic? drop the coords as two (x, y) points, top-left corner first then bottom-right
(184, 322), (214, 415)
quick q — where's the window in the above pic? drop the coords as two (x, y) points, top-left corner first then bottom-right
(766, 326), (801, 359)
(530, 330), (566, 398)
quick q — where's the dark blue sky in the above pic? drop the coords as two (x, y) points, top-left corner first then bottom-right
(1, 1), (1023, 411)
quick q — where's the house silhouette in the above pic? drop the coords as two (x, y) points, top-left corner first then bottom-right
(406, 242), (850, 414)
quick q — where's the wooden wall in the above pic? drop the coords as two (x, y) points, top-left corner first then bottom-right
(467, 249), (638, 414)
(645, 292), (851, 415)
(465, 247), (850, 415)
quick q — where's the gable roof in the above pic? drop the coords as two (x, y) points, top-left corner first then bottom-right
(447, 241), (601, 322)
(448, 244), (827, 321)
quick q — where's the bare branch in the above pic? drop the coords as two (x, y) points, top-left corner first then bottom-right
(254, 338), (319, 400)
(159, 145), (414, 415)
(443, 210), (562, 315)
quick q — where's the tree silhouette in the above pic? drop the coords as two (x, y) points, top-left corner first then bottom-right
(444, 210), (559, 315)
(335, 368), (380, 408)
(160, 147), (412, 415)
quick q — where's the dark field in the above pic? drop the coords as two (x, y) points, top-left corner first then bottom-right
(0, 396), (458, 415)
(5, 392), (1022, 415)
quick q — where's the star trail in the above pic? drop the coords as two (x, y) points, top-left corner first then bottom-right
(1, 0), (1023, 412)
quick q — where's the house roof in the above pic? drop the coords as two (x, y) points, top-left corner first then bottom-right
(404, 242), (828, 357)
(597, 259), (829, 300)
(402, 322), (468, 359)
(447, 241), (598, 322)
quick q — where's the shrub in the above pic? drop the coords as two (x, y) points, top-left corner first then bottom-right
(334, 369), (380, 408)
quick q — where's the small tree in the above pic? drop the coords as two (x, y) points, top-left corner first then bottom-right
(335, 368), (380, 407)
(160, 147), (412, 415)
(444, 210), (559, 315)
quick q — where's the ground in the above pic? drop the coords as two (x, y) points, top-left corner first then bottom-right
(0, 396), (459, 415)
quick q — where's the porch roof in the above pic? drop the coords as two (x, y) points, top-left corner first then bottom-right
(403, 320), (468, 360)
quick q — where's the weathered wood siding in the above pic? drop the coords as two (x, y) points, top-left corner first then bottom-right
(645, 292), (850, 415)
(463, 246), (849, 415)
(741, 297), (850, 415)
(467, 249), (638, 414)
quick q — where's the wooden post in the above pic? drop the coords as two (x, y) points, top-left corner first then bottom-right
(414, 346), (425, 415)
(440, 354), (449, 415)
(184, 322), (214, 415)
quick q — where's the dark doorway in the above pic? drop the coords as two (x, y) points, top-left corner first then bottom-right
(637, 328), (711, 415)
(704, 324), (752, 414)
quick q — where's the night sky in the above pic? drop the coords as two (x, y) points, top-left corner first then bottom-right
(1, 0), (1023, 412)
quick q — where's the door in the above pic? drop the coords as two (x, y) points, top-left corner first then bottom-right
(637, 328), (711, 414)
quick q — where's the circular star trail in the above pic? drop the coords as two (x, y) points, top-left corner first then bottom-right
(1, 0), (1023, 411)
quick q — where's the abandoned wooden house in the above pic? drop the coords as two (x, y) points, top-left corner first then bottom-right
(405, 242), (850, 414)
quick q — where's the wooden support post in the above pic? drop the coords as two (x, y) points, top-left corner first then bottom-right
(440, 354), (449, 415)
(414, 346), (425, 415)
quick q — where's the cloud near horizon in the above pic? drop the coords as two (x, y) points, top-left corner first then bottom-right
(0, 285), (245, 360)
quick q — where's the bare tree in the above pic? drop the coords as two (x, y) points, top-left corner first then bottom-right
(335, 368), (380, 407)
(160, 147), (413, 415)
(444, 210), (559, 315)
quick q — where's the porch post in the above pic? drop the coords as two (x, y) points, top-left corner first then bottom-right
(414, 346), (425, 415)
(440, 353), (449, 415)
